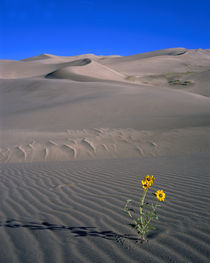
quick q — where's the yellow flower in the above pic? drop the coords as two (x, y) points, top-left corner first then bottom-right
(144, 175), (155, 186)
(150, 175), (155, 184)
(141, 180), (150, 190)
(155, 190), (165, 201)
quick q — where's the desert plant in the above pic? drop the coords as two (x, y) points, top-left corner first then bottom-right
(123, 175), (165, 241)
(168, 79), (192, 86)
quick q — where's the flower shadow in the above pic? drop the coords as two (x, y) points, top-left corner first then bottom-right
(1, 218), (140, 242)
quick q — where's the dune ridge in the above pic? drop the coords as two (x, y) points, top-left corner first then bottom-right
(46, 59), (125, 82)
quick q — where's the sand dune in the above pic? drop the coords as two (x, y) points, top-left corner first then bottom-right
(46, 59), (125, 82)
(21, 53), (60, 61)
(100, 48), (210, 77)
(0, 48), (210, 163)
(0, 48), (210, 262)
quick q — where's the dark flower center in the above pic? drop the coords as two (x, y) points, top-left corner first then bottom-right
(159, 194), (163, 197)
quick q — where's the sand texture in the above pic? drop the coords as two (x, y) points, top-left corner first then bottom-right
(0, 48), (210, 262)
(0, 154), (210, 263)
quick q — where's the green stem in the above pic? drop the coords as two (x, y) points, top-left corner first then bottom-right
(144, 201), (159, 228)
(140, 189), (148, 225)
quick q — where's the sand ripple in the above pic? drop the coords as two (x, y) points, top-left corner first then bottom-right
(0, 153), (210, 262)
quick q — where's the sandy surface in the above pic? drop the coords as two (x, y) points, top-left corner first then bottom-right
(0, 48), (210, 262)
(0, 154), (210, 263)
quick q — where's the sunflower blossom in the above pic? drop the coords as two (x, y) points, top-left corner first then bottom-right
(150, 175), (155, 184)
(144, 175), (155, 186)
(155, 190), (165, 201)
(141, 180), (150, 190)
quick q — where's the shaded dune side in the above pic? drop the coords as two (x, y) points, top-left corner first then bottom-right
(0, 60), (59, 79)
(0, 56), (126, 82)
(0, 153), (210, 263)
(0, 58), (94, 79)
(45, 59), (125, 82)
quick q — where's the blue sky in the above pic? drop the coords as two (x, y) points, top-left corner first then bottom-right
(1, 0), (210, 60)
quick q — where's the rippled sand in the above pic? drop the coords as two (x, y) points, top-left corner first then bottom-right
(0, 153), (210, 263)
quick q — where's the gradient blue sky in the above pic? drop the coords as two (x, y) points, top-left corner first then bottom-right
(1, 0), (210, 60)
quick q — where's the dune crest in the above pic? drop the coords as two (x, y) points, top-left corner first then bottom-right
(46, 59), (125, 82)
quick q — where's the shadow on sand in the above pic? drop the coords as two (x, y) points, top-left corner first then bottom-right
(1, 219), (142, 242)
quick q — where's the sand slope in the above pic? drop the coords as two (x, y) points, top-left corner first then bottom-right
(0, 48), (210, 163)
(46, 59), (125, 82)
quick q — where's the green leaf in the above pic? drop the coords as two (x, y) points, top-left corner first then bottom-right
(146, 224), (156, 230)
(151, 204), (156, 210)
(143, 203), (151, 208)
(137, 225), (143, 232)
(137, 217), (141, 223)
(151, 214), (159, 220)
(123, 200), (134, 210)
(128, 211), (133, 218)
(123, 200), (131, 210)
(137, 218), (144, 226)
(149, 210), (159, 220)
(123, 206), (128, 212)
